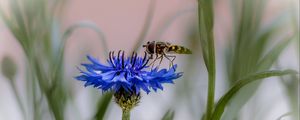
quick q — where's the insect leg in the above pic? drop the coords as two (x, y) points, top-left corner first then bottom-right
(169, 55), (176, 69)
(150, 54), (160, 69)
(149, 54), (153, 59)
(149, 54), (158, 66)
(151, 54), (163, 69)
(157, 54), (164, 67)
(163, 53), (176, 70)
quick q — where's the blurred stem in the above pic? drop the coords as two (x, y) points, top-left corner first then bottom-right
(122, 109), (130, 120)
(9, 80), (27, 120)
(154, 8), (195, 40)
(60, 21), (108, 57)
(206, 70), (216, 120)
(32, 78), (40, 120)
(206, 37), (216, 120)
(29, 55), (64, 120)
(197, 0), (216, 119)
(94, 92), (113, 120)
(276, 112), (293, 120)
(131, 0), (156, 52)
(28, 55), (41, 120)
(211, 69), (297, 120)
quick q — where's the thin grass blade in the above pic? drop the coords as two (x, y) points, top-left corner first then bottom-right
(161, 109), (175, 120)
(211, 70), (298, 120)
(198, 0), (216, 119)
(131, 0), (156, 52)
(94, 92), (113, 120)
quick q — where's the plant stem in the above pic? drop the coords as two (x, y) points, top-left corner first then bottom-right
(206, 63), (216, 120)
(122, 109), (130, 120)
(9, 80), (27, 120)
(197, 0), (216, 119)
(206, 27), (216, 120)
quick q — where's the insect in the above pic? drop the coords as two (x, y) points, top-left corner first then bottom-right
(142, 41), (192, 68)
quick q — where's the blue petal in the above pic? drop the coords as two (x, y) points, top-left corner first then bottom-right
(75, 75), (88, 81)
(101, 71), (117, 81)
(75, 54), (182, 94)
(130, 76), (150, 94)
(87, 55), (113, 71)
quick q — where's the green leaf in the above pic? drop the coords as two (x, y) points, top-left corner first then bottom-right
(9, 0), (28, 41)
(0, 5), (30, 55)
(198, 0), (216, 119)
(223, 0), (293, 119)
(279, 69), (299, 119)
(257, 37), (293, 70)
(1, 1), (69, 120)
(227, 0), (268, 82)
(94, 92), (113, 120)
(52, 21), (108, 81)
(60, 21), (108, 56)
(161, 109), (175, 120)
(211, 70), (298, 120)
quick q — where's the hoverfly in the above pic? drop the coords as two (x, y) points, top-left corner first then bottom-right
(142, 41), (192, 68)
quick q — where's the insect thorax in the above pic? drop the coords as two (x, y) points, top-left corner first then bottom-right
(155, 42), (169, 54)
(144, 41), (168, 55)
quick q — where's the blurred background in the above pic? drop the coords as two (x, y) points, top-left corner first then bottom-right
(0, 0), (299, 120)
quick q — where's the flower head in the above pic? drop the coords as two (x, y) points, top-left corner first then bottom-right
(75, 51), (182, 94)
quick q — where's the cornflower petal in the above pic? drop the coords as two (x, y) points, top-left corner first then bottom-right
(75, 52), (183, 94)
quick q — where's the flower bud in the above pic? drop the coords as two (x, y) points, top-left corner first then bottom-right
(114, 89), (141, 111)
(1, 56), (17, 80)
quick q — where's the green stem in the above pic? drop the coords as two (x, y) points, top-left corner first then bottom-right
(122, 109), (130, 120)
(206, 61), (215, 120)
(197, 0), (216, 119)
(206, 25), (216, 120)
(9, 81), (27, 120)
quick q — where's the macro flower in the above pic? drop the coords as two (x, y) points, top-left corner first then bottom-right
(75, 50), (183, 120)
(75, 50), (183, 94)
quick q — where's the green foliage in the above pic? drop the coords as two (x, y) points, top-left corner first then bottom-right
(0, 0), (111, 120)
(211, 70), (297, 120)
(61, 22), (111, 120)
(276, 112), (293, 120)
(279, 73), (299, 119)
(197, 0), (216, 119)
(60, 21), (108, 57)
(1, 56), (26, 119)
(161, 109), (175, 120)
(222, 0), (297, 119)
(94, 93), (113, 120)
(0, 0), (298, 120)
(1, 0), (66, 119)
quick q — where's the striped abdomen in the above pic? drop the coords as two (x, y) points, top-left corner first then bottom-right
(167, 45), (192, 54)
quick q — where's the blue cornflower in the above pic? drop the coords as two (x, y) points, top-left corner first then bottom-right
(75, 51), (183, 94)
